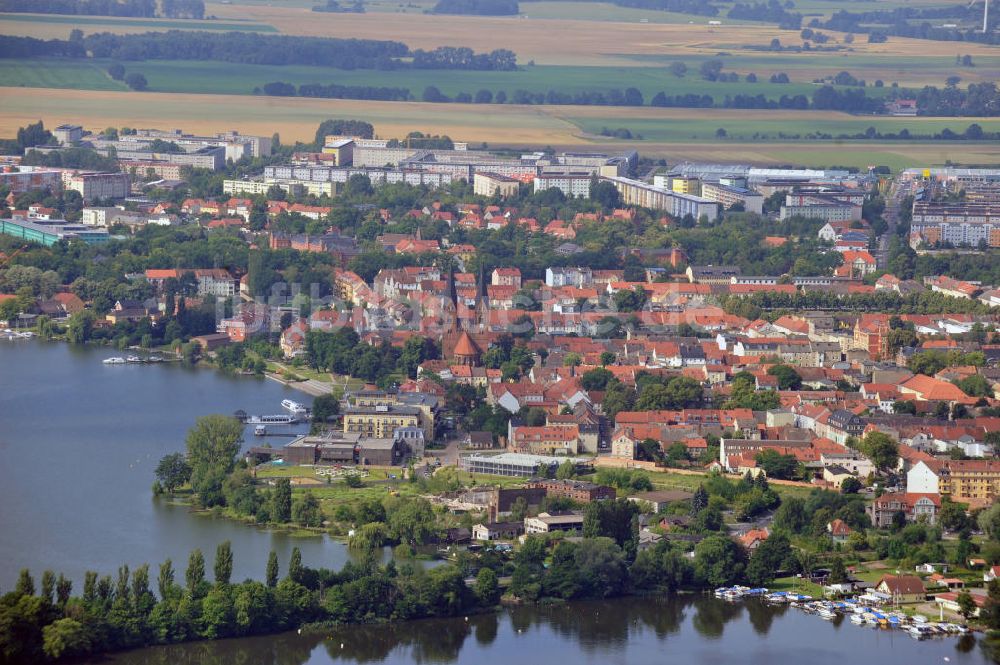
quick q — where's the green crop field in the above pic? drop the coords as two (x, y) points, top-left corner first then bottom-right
(0, 57), (898, 104)
(564, 112), (1000, 142)
(0, 58), (127, 91)
(0, 12), (277, 31)
(517, 2), (756, 24)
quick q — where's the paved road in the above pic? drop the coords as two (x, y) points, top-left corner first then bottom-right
(876, 177), (910, 270)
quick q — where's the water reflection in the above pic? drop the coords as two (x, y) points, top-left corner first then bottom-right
(94, 594), (992, 665)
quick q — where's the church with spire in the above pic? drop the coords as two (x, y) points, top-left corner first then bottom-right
(439, 262), (497, 367)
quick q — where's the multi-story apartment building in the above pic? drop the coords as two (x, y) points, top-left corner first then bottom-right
(699, 181), (765, 214)
(66, 173), (130, 200)
(533, 173), (592, 198)
(343, 404), (421, 439)
(602, 176), (719, 221)
(909, 201), (1000, 248)
(523, 479), (616, 503)
(908, 460), (1000, 506)
(474, 172), (521, 198)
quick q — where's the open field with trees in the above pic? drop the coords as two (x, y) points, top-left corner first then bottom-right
(2, 88), (999, 169)
(0, 57), (878, 100)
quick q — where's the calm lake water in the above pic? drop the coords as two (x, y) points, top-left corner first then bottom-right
(0, 339), (373, 591)
(90, 595), (996, 665)
(3, 340), (998, 664)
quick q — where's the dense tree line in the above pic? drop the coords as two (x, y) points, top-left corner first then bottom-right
(0, 0), (205, 17)
(728, 0), (801, 29)
(256, 79), (997, 123)
(0, 32), (515, 71)
(813, 6), (1000, 45)
(0, 547), (480, 664)
(411, 47), (516, 71)
(603, 0), (718, 16)
(263, 82), (414, 101)
(21, 147), (121, 171)
(306, 327), (440, 384)
(312, 0), (365, 12)
(432, 0), (519, 15)
(718, 289), (996, 321)
(914, 82), (1000, 117)
(0, 0), (157, 16)
(0, 35), (86, 59)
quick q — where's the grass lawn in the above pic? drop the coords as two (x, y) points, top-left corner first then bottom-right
(771, 575), (825, 597)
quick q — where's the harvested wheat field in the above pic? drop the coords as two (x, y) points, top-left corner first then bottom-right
(2, 87), (996, 169)
(209, 3), (1000, 66)
(0, 88), (581, 144)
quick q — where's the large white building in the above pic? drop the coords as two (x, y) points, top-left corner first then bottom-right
(601, 176), (719, 222)
(67, 173), (130, 200)
(534, 173), (592, 198)
(909, 201), (1000, 248)
(474, 172), (521, 198)
(699, 182), (764, 215)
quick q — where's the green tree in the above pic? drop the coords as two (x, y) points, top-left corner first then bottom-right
(292, 491), (323, 527)
(475, 567), (500, 606)
(858, 431), (899, 472)
(42, 618), (91, 660)
(288, 547), (303, 584)
(271, 478), (292, 523)
(214, 541), (233, 585)
(15, 569), (34, 597)
(266, 551), (279, 588)
(939, 501), (969, 532)
(310, 394), (340, 425)
(840, 477), (863, 494)
(978, 502), (1000, 540)
(385, 496), (437, 545)
(555, 459), (576, 480)
(154, 452), (192, 493)
(746, 533), (792, 586)
(66, 310), (95, 344)
(828, 556), (847, 584)
(694, 535), (747, 587)
(186, 415), (244, 473)
(186, 549), (206, 597)
(754, 449), (798, 479)
(767, 364), (802, 390)
(583, 499), (640, 552)
(956, 589), (977, 622)
(158, 559), (175, 599)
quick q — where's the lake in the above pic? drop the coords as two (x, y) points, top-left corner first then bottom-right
(3, 339), (998, 664)
(0, 339), (372, 591)
(90, 595), (996, 664)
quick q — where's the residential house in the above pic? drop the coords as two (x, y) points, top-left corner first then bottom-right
(867, 492), (939, 527)
(827, 518), (853, 545)
(875, 575), (926, 604)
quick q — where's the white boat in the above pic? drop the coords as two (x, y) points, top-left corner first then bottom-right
(103, 357), (126, 364)
(246, 414), (297, 425)
(817, 608), (836, 620)
(254, 425), (267, 436)
(281, 399), (308, 414)
(850, 614), (865, 625)
(126, 355), (142, 363)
